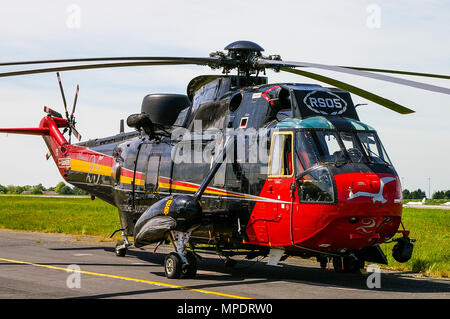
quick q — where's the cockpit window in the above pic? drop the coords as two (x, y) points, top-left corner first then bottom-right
(296, 131), (343, 169)
(357, 132), (392, 165)
(295, 129), (392, 169)
(340, 132), (365, 163)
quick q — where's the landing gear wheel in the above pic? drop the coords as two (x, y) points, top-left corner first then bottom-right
(115, 241), (127, 257)
(333, 256), (363, 273)
(181, 251), (198, 279)
(164, 252), (183, 279)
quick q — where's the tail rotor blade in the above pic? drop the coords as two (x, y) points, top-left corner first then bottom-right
(56, 72), (70, 119)
(70, 124), (82, 141)
(43, 106), (63, 118)
(70, 85), (79, 121)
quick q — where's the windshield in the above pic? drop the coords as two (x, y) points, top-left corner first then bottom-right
(295, 129), (391, 170)
(357, 132), (392, 165)
(296, 131), (342, 169)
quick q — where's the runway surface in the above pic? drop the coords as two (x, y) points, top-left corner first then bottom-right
(0, 229), (448, 299)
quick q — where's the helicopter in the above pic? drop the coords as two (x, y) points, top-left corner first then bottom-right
(1, 40), (449, 279)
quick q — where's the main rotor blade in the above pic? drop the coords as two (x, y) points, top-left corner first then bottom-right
(0, 60), (215, 78)
(259, 59), (450, 95)
(338, 66), (450, 80)
(280, 67), (415, 114)
(0, 56), (219, 67)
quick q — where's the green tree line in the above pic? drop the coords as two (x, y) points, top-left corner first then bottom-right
(0, 182), (88, 196)
(403, 188), (450, 200)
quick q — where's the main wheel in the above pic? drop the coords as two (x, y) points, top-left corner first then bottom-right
(115, 241), (127, 257)
(181, 251), (198, 279)
(164, 252), (183, 279)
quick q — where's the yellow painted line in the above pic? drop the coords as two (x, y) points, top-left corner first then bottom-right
(0, 257), (251, 299)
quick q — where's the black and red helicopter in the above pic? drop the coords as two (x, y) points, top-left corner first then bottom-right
(1, 41), (449, 279)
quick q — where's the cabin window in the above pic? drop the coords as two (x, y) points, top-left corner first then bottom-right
(268, 132), (294, 177)
(146, 155), (161, 191)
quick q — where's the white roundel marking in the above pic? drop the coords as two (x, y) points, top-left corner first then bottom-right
(303, 90), (348, 115)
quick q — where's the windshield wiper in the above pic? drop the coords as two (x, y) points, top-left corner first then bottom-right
(362, 145), (390, 166)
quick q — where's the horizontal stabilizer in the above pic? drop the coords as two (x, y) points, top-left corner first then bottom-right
(0, 128), (50, 136)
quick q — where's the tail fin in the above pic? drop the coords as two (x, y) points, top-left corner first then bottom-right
(0, 116), (68, 145)
(0, 116), (69, 175)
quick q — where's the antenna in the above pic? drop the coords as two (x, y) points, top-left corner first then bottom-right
(120, 119), (124, 133)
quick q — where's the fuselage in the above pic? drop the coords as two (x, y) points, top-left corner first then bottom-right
(56, 115), (402, 258)
(19, 78), (404, 261)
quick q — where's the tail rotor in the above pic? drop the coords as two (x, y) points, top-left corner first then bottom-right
(55, 72), (82, 143)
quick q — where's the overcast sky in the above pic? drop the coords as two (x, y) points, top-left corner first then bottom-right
(0, 0), (449, 195)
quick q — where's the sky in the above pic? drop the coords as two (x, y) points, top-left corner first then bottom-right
(0, 0), (449, 196)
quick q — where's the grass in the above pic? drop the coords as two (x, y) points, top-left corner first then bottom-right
(0, 196), (119, 239)
(380, 208), (449, 278)
(0, 196), (448, 277)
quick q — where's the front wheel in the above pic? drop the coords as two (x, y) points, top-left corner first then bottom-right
(164, 252), (183, 279)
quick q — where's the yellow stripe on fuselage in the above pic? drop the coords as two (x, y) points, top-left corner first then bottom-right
(120, 175), (145, 186)
(158, 181), (259, 200)
(70, 158), (144, 186)
(70, 158), (112, 177)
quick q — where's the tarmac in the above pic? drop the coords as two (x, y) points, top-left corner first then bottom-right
(0, 229), (448, 300)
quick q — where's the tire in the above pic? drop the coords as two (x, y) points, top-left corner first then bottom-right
(181, 251), (198, 279)
(164, 253), (183, 279)
(115, 241), (127, 257)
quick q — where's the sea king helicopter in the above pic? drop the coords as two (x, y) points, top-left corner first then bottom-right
(1, 41), (449, 279)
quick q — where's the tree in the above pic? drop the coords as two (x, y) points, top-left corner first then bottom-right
(55, 182), (68, 194)
(432, 191), (444, 200)
(0, 185), (7, 194)
(410, 189), (426, 199)
(31, 184), (45, 195)
(402, 189), (411, 200)
(13, 186), (24, 194)
(445, 190), (450, 199)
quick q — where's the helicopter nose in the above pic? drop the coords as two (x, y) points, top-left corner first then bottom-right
(300, 173), (404, 252)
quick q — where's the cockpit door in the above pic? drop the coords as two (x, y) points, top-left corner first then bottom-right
(265, 131), (297, 246)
